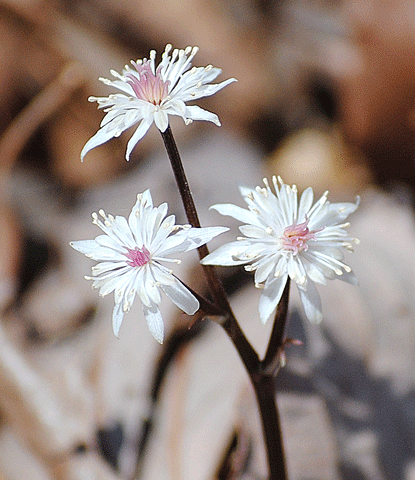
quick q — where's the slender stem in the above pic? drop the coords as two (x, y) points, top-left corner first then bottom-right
(159, 126), (288, 480)
(263, 279), (290, 372)
(220, 316), (260, 376)
(160, 127), (231, 312)
(160, 127), (202, 230)
(252, 374), (287, 480)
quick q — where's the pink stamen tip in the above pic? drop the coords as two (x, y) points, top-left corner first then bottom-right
(125, 246), (151, 267)
(281, 217), (319, 255)
(126, 61), (170, 105)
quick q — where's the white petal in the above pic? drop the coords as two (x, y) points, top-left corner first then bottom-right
(100, 76), (135, 95)
(92, 261), (128, 276)
(190, 66), (222, 83)
(297, 187), (314, 221)
(239, 225), (267, 239)
(258, 274), (288, 324)
(139, 189), (154, 208)
(312, 199), (359, 229)
(96, 268), (130, 297)
(125, 117), (153, 160)
(152, 264), (177, 286)
(112, 302), (124, 337)
(180, 226), (229, 253)
(183, 105), (220, 126)
(129, 191), (158, 245)
(173, 66), (222, 95)
(160, 279), (199, 315)
(210, 203), (260, 226)
(136, 268), (152, 307)
(303, 259), (327, 285)
(141, 267), (162, 305)
(143, 304), (165, 343)
(200, 241), (252, 266)
(105, 216), (135, 249)
(84, 246), (126, 262)
(287, 255), (306, 284)
(179, 77), (237, 102)
(311, 245), (345, 261)
(70, 239), (98, 255)
(254, 257), (277, 284)
(112, 268), (138, 303)
(150, 215), (178, 252)
(298, 280), (323, 323)
(329, 198), (360, 221)
(154, 108), (169, 132)
(338, 269), (358, 286)
(140, 205), (162, 246)
(242, 242), (267, 259)
(153, 231), (189, 258)
(274, 255), (288, 278)
(95, 234), (124, 252)
(164, 99), (186, 118)
(80, 126), (119, 161)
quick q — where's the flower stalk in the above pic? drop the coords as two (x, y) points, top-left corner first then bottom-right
(160, 126), (288, 480)
(263, 279), (291, 374)
(253, 374), (288, 480)
(160, 126), (232, 314)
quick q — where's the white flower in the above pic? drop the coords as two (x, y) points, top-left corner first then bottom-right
(201, 176), (360, 324)
(81, 44), (236, 161)
(70, 190), (228, 343)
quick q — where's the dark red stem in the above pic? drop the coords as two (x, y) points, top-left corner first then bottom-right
(160, 126), (288, 480)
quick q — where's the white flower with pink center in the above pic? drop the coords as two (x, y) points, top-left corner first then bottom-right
(81, 44), (236, 161)
(201, 177), (360, 324)
(70, 190), (228, 343)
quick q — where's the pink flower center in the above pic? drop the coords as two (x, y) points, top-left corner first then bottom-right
(125, 246), (151, 267)
(126, 62), (170, 105)
(281, 217), (319, 255)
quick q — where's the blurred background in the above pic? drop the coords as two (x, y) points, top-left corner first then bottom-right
(1, 0), (415, 479)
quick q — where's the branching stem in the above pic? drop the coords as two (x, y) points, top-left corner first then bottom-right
(160, 126), (288, 480)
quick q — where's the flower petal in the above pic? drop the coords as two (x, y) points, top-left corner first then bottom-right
(259, 274), (288, 324)
(164, 99), (187, 118)
(303, 259), (327, 285)
(112, 302), (124, 337)
(154, 108), (169, 131)
(70, 239), (98, 255)
(183, 105), (220, 126)
(178, 77), (237, 102)
(239, 224), (267, 239)
(160, 278), (199, 315)
(297, 187), (314, 221)
(298, 280), (323, 323)
(83, 246), (126, 262)
(125, 117), (154, 160)
(210, 203), (260, 226)
(80, 127), (119, 161)
(143, 303), (165, 344)
(311, 198), (360, 229)
(254, 256), (278, 284)
(201, 241), (252, 266)
(338, 269), (358, 286)
(179, 226), (229, 253)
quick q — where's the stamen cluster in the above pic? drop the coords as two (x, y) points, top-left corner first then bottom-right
(281, 218), (319, 255)
(126, 64), (170, 105)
